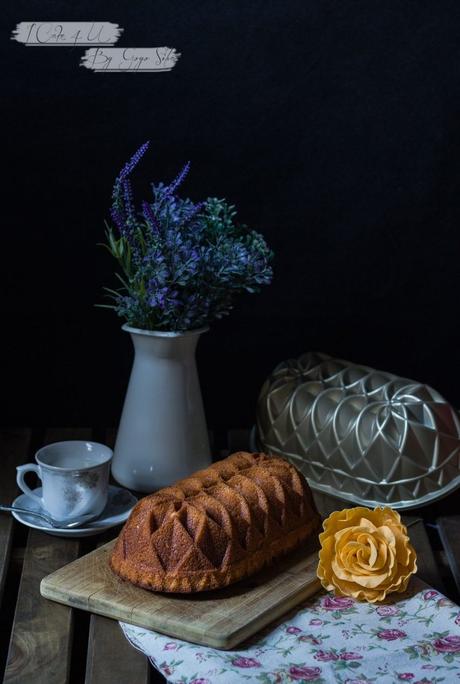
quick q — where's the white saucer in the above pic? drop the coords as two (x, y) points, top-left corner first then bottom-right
(12, 485), (138, 537)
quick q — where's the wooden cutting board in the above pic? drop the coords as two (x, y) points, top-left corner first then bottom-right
(40, 538), (321, 650)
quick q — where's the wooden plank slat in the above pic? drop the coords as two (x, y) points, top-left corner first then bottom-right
(85, 615), (150, 684)
(4, 428), (91, 684)
(437, 516), (460, 594)
(0, 429), (32, 603)
(404, 517), (445, 592)
(4, 531), (80, 684)
(85, 532), (150, 684)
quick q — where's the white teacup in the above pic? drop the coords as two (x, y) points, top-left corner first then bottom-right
(16, 441), (113, 523)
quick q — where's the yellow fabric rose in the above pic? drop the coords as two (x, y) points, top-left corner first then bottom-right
(317, 506), (417, 602)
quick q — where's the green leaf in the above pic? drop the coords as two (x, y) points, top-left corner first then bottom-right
(114, 272), (131, 291)
(103, 286), (122, 295)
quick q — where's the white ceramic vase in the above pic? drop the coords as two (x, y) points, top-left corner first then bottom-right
(112, 324), (212, 492)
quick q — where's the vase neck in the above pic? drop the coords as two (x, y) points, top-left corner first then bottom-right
(129, 330), (201, 360)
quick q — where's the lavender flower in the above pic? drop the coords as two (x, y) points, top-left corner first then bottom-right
(118, 141), (150, 181)
(101, 144), (273, 331)
(111, 142), (150, 238)
(110, 206), (125, 232)
(123, 180), (135, 223)
(142, 201), (161, 234)
(165, 161), (190, 196)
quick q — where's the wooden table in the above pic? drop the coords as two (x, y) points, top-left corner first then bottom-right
(1, 427), (460, 684)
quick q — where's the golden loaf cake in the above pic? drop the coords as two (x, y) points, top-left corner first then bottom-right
(110, 451), (321, 592)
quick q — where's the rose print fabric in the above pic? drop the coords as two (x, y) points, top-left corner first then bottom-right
(120, 577), (460, 683)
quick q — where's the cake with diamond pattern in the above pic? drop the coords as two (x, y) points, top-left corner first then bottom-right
(110, 452), (320, 592)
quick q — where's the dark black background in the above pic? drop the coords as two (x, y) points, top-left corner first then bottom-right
(3, 1), (460, 430)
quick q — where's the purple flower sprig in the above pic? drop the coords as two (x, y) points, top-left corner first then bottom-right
(101, 143), (273, 331)
(119, 141), (150, 182)
(165, 161), (190, 197)
(111, 141), (150, 241)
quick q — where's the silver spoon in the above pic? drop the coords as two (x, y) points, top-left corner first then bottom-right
(0, 504), (97, 529)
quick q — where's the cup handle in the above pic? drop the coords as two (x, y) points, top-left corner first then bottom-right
(16, 464), (43, 505)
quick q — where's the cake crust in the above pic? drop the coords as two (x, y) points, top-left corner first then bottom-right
(110, 452), (320, 593)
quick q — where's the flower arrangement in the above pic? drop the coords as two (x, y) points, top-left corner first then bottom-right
(101, 141), (273, 331)
(317, 506), (417, 602)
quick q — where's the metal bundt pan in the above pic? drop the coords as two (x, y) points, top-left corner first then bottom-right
(256, 353), (460, 510)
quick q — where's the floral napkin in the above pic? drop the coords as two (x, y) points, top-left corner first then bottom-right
(120, 577), (460, 683)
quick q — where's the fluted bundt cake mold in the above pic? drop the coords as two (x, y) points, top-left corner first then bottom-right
(110, 452), (320, 592)
(256, 352), (460, 510)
